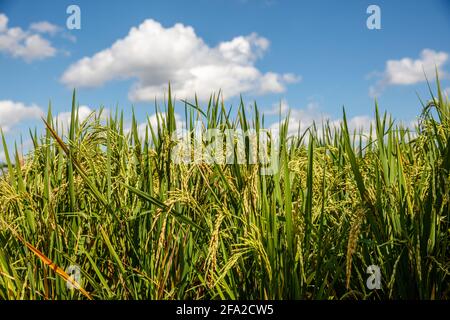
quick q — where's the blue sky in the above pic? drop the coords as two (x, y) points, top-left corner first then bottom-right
(1, 0), (450, 160)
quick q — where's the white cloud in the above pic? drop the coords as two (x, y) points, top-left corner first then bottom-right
(137, 112), (185, 140)
(53, 106), (109, 134)
(370, 49), (448, 97)
(0, 14), (7, 32)
(54, 105), (92, 130)
(61, 32), (77, 43)
(268, 101), (374, 138)
(0, 150), (5, 163)
(445, 87), (450, 97)
(31, 20), (76, 43)
(265, 99), (290, 115)
(30, 21), (76, 43)
(0, 13), (57, 61)
(29, 21), (61, 35)
(61, 19), (300, 101)
(0, 100), (44, 132)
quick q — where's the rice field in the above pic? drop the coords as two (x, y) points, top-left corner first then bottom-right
(0, 78), (449, 300)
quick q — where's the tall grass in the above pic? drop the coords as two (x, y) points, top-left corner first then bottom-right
(0, 78), (449, 300)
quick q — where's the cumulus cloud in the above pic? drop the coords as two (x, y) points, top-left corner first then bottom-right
(53, 106), (109, 134)
(54, 105), (93, 130)
(265, 99), (290, 115)
(137, 112), (185, 140)
(0, 100), (44, 132)
(61, 19), (300, 101)
(0, 13), (57, 61)
(0, 14), (7, 32)
(369, 49), (448, 97)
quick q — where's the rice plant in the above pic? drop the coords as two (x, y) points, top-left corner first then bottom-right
(0, 77), (448, 300)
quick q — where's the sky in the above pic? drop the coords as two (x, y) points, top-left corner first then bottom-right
(1, 0), (450, 161)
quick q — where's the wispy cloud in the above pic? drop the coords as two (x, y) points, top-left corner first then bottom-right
(30, 20), (76, 43)
(29, 21), (61, 35)
(61, 19), (300, 102)
(369, 49), (448, 97)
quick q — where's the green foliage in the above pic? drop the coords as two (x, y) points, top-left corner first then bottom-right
(0, 79), (449, 300)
